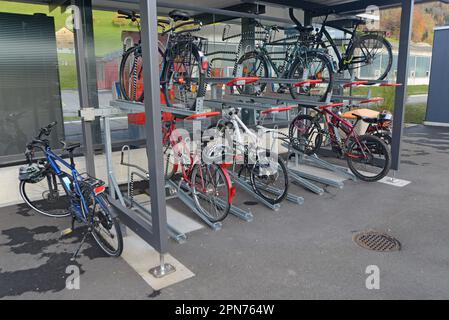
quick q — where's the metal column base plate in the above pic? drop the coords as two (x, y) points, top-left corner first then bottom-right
(149, 263), (176, 278)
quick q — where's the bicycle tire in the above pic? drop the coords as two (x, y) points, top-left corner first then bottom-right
(250, 154), (289, 205)
(19, 179), (71, 218)
(162, 43), (206, 111)
(346, 134), (391, 182)
(288, 114), (323, 155)
(119, 45), (144, 102)
(288, 51), (334, 102)
(234, 51), (269, 95)
(90, 194), (123, 257)
(348, 34), (393, 82)
(190, 164), (230, 222)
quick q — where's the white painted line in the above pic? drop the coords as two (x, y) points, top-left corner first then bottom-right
(424, 121), (449, 128)
(378, 176), (411, 187)
(121, 228), (194, 291)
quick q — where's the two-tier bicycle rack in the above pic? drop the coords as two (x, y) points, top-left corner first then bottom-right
(90, 69), (399, 239)
(108, 100), (254, 232)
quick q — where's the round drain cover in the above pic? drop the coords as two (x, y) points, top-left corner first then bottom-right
(353, 231), (401, 252)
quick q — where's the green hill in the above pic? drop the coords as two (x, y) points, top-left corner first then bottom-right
(0, 1), (138, 56)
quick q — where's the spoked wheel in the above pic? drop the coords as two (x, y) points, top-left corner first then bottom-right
(372, 130), (392, 146)
(191, 164), (230, 222)
(162, 140), (177, 180)
(90, 194), (123, 257)
(288, 114), (323, 155)
(19, 175), (71, 218)
(346, 134), (391, 182)
(119, 45), (144, 102)
(234, 51), (269, 95)
(289, 51), (334, 102)
(250, 152), (289, 205)
(348, 34), (393, 82)
(162, 44), (206, 110)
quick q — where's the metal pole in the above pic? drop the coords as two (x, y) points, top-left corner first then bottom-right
(103, 116), (115, 199)
(72, 0), (100, 176)
(391, 0), (414, 171)
(139, 0), (169, 255)
(241, 17), (256, 125)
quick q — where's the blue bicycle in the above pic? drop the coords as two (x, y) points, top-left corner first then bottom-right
(19, 122), (123, 258)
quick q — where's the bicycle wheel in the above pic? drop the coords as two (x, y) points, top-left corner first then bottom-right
(190, 163), (230, 222)
(250, 153), (289, 205)
(372, 130), (392, 146)
(19, 175), (71, 218)
(162, 43), (206, 111)
(346, 134), (391, 182)
(162, 139), (177, 180)
(119, 45), (144, 102)
(234, 51), (269, 95)
(348, 34), (393, 81)
(288, 114), (323, 155)
(289, 51), (334, 102)
(90, 194), (123, 257)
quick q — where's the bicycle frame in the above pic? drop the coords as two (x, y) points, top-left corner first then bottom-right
(316, 19), (375, 70)
(316, 106), (369, 159)
(162, 120), (199, 183)
(44, 147), (90, 222)
(162, 115), (236, 206)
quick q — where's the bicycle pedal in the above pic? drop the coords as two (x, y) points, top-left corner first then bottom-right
(61, 228), (73, 236)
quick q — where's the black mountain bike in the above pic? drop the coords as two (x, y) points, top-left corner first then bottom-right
(232, 20), (335, 102)
(297, 10), (393, 81)
(118, 10), (209, 110)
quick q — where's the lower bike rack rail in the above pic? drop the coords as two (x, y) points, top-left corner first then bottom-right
(166, 179), (223, 231)
(228, 171), (304, 210)
(281, 142), (349, 189)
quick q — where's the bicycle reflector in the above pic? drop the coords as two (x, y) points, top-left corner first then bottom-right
(201, 56), (209, 71)
(94, 185), (106, 195)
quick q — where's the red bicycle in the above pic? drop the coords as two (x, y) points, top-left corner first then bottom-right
(289, 102), (391, 182)
(162, 111), (236, 222)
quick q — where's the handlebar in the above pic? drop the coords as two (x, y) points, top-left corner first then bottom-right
(37, 121), (57, 139)
(117, 10), (140, 22)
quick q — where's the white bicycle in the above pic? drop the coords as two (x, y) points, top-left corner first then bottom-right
(205, 107), (289, 205)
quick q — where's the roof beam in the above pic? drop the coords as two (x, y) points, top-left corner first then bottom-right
(193, 2), (266, 25)
(310, 0), (449, 17)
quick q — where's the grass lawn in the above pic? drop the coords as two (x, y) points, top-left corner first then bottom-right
(0, 2), (138, 56)
(404, 103), (427, 124)
(353, 85), (428, 97)
(352, 85), (428, 124)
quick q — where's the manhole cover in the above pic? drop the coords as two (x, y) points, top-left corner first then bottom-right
(353, 231), (401, 252)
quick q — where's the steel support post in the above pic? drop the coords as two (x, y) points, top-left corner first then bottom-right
(139, 0), (171, 276)
(72, 0), (101, 176)
(241, 17), (257, 125)
(391, 0), (414, 171)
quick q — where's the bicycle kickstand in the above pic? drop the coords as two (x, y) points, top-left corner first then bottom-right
(61, 217), (76, 237)
(71, 227), (91, 261)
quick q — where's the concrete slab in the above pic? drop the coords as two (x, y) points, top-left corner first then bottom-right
(2, 125), (449, 299)
(121, 228), (195, 291)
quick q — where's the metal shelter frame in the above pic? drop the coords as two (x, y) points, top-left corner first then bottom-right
(3, 0), (441, 275)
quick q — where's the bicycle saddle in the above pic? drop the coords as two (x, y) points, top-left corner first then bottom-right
(352, 114), (378, 124)
(61, 141), (81, 152)
(169, 10), (190, 22)
(298, 25), (314, 33)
